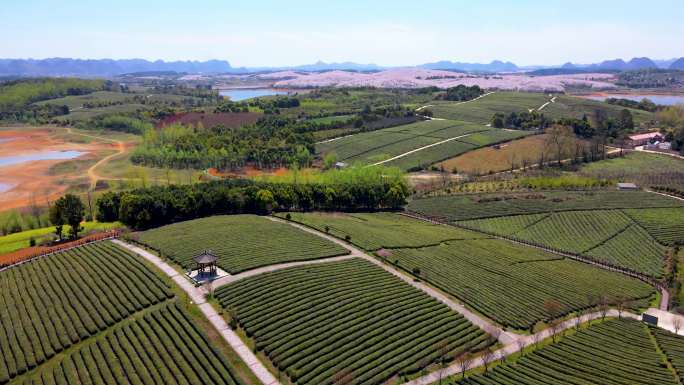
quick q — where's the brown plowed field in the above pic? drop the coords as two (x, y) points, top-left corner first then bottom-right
(157, 112), (262, 129)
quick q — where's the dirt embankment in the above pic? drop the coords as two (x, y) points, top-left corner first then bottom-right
(0, 128), (118, 211)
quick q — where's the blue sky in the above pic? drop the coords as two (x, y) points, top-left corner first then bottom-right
(2, 0), (682, 66)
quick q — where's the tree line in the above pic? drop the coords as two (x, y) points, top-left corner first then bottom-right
(96, 177), (408, 230)
(442, 85), (485, 101)
(0, 78), (108, 120)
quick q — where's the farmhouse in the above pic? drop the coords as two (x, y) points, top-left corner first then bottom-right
(627, 132), (663, 147)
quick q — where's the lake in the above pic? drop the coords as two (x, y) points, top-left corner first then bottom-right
(219, 88), (288, 101)
(584, 94), (684, 106)
(0, 150), (85, 167)
(0, 183), (13, 193)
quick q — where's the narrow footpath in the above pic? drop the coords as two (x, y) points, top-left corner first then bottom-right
(369, 133), (475, 167)
(405, 310), (640, 385)
(210, 254), (356, 288)
(111, 239), (280, 385)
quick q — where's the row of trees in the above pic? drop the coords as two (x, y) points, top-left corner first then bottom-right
(658, 105), (684, 154)
(605, 97), (659, 112)
(491, 111), (552, 130)
(491, 109), (635, 138)
(97, 176), (409, 230)
(0, 78), (108, 120)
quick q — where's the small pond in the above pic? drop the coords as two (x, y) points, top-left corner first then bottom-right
(219, 88), (288, 101)
(584, 94), (684, 106)
(0, 150), (86, 167)
(0, 182), (14, 193)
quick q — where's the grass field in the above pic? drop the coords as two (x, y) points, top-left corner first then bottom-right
(429, 92), (550, 123)
(407, 191), (683, 221)
(0, 221), (122, 255)
(9, 303), (245, 385)
(0, 241), (172, 382)
(275, 212), (486, 251)
(437, 134), (586, 175)
(458, 319), (676, 385)
(385, 239), (654, 329)
(136, 215), (349, 273)
(215, 258), (492, 385)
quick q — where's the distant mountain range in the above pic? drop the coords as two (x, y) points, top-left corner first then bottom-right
(0, 57), (682, 77)
(418, 60), (518, 72)
(0, 58), (233, 77)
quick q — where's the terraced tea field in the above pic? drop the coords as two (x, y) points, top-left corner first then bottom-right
(316, 119), (488, 168)
(0, 241), (172, 382)
(137, 215), (349, 273)
(9, 304), (244, 385)
(408, 191), (683, 222)
(428, 192), (672, 277)
(275, 212), (486, 250)
(625, 207), (684, 246)
(448, 202), (671, 276)
(385, 239), (654, 329)
(458, 319), (676, 385)
(216, 258), (492, 385)
(652, 327), (684, 378)
(382, 129), (532, 171)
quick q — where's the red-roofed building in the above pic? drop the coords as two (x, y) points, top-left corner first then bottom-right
(627, 132), (663, 147)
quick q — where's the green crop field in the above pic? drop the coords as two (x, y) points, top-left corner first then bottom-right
(137, 215), (349, 274)
(458, 213), (550, 236)
(10, 304), (244, 385)
(460, 209), (667, 276)
(512, 210), (635, 253)
(275, 212), (486, 251)
(577, 151), (684, 190)
(429, 92), (550, 123)
(458, 319), (676, 385)
(0, 241), (173, 383)
(542, 95), (654, 124)
(408, 191), (683, 221)
(315, 119), (488, 167)
(215, 258), (492, 385)
(652, 327), (684, 378)
(385, 239), (654, 329)
(624, 208), (684, 245)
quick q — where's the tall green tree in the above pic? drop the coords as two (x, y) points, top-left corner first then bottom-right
(48, 203), (65, 241)
(52, 194), (86, 240)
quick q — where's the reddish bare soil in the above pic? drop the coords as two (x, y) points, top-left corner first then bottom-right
(157, 112), (262, 129)
(0, 128), (114, 211)
(0, 229), (122, 268)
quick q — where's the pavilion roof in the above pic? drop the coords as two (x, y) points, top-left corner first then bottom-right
(193, 250), (218, 264)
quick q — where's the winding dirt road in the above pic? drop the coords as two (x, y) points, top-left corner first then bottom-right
(63, 127), (127, 190)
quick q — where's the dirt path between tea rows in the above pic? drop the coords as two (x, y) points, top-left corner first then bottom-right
(266, 217), (518, 345)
